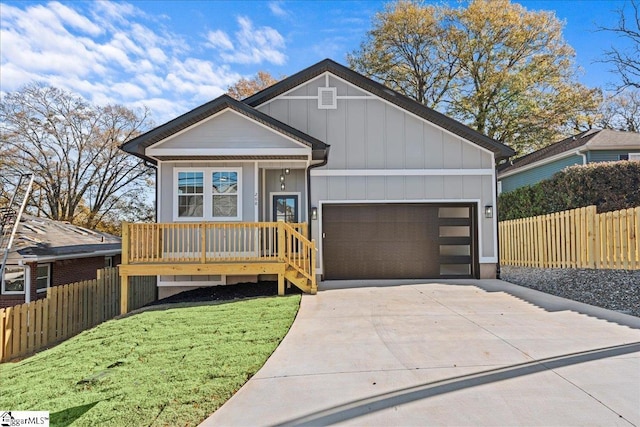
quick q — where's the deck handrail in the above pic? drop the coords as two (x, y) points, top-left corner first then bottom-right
(121, 221), (316, 290)
(280, 222), (317, 289)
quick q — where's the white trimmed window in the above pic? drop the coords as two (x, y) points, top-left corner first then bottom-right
(174, 168), (242, 221)
(2, 266), (26, 294)
(630, 153), (640, 161)
(35, 264), (50, 293)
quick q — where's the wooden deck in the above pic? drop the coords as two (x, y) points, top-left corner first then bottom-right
(119, 221), (316, 313)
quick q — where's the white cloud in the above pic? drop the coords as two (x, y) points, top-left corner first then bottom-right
(268, 1), (288, 17)
(206, 29), (234, 51)
(218, 16), (286, 65)
(49, 1), (102, 36)
(0, 1), (259, 123)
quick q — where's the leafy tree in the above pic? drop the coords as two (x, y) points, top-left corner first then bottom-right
(600, 0), (640, 90)
(349, 0), (600, 155)
(347, 1), (459, 108)
(227, 71), (280, 100)
(0, 83), (154, 232)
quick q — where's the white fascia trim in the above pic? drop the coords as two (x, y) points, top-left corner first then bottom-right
(315, 198), (487, 275)
(147, 148), (311, 157)
(282, 95), (373, 100)
(146, 109), (312, 151)
(20, 249), (122, 263)
(498, 150), (579, 179)
(311, 168), (494, 177)
(163, 159), (310, 165)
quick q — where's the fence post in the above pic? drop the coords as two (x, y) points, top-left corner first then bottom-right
(586, 206), (597, 269)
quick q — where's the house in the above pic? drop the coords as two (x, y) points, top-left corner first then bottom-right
(119, 58), (514, 307)
(0, 214), (121, 308)
(498, 129), (640, 193)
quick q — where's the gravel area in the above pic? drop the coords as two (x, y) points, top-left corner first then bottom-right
(501, 266), (640, 317)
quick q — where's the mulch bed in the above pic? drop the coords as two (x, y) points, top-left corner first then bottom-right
(147, 281), (302, 306)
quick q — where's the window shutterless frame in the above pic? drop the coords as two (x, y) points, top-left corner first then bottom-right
(173, 167), (242, 221)
(1, 265), (27, 295)
(35, 264), (51, 293)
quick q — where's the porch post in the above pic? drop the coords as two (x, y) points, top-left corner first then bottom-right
(277, 222), (286, 261)
(120, 274), (129, 315)
(278, 273), (285, 296)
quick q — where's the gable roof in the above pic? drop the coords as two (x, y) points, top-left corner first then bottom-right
(121, 94), (329, 164)
(245, 58), (515, 160)
(499, 129), (640, 174)
(6, 214), (120, 263)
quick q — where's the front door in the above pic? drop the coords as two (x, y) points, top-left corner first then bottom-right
(272, 194), (299, 223)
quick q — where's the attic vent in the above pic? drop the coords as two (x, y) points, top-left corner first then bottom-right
(318, 87), (337, 109)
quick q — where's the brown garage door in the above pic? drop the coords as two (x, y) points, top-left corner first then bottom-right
(322, 204), (477, 280)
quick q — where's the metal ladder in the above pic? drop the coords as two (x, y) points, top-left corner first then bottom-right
(0, 173), (35, 282)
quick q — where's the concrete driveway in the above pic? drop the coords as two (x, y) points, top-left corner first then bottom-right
(202, 280), (640, 426)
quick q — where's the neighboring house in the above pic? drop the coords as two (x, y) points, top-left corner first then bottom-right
(120, 59), (514, 301)
(0, 214), (121, 308)
(498, 129), (640, 193)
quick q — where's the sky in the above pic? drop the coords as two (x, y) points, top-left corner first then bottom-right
(0, 0), (633, 125)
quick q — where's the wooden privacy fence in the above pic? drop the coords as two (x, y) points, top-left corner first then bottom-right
(0, 267), (156, 362)
(500, 206), (640, 270)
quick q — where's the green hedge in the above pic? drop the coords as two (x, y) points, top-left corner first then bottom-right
(498, 161), (640, 220)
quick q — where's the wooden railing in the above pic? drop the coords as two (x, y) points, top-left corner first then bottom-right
(122, 221), (316, 289)
(123, 222), (308, 264)
(0, 267), (156, 362)
(281, 223), (316, 288)
(500, 206), (640, 269)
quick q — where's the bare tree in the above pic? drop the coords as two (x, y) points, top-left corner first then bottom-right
(227, 71), (280, 100)
(0, 83), (154, 231)
(601, 0), (640, 90)
(598, 89), (640, 131)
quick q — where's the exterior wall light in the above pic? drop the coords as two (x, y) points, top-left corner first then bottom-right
(311, 207), (318, 220)
(280, 174), (285, 182)
(484, 205), (493, 218)
(284, 168), (290, 175)
(280, 183), (285, 191)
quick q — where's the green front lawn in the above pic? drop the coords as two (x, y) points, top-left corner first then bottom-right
(0, 295), (301, 426)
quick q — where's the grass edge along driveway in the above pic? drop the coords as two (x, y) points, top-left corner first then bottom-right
(0, 294), (301, 426)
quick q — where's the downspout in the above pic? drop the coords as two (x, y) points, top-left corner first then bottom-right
(495, 170), (501, 280)
(143, 160), (158, 223)
(576, 149), (587, 165)
(306, 151), (329, 241)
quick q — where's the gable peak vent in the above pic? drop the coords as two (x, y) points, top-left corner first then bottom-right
(318, 87), (337, 109)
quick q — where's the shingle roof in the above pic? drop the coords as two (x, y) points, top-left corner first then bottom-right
(499, 129), (640, 174)
(6, 215), (121, 263)
(245, 58), (516, 160)
(121, 95), (329, 164)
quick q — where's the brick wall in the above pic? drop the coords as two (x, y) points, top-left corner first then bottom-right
(1, 253), (121, 308)
(51, 256), (108, 286)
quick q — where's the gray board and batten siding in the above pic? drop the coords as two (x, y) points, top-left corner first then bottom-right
(255, 72), (499, 277)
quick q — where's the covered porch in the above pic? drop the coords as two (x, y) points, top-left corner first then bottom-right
(118, 221), (316, 313)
